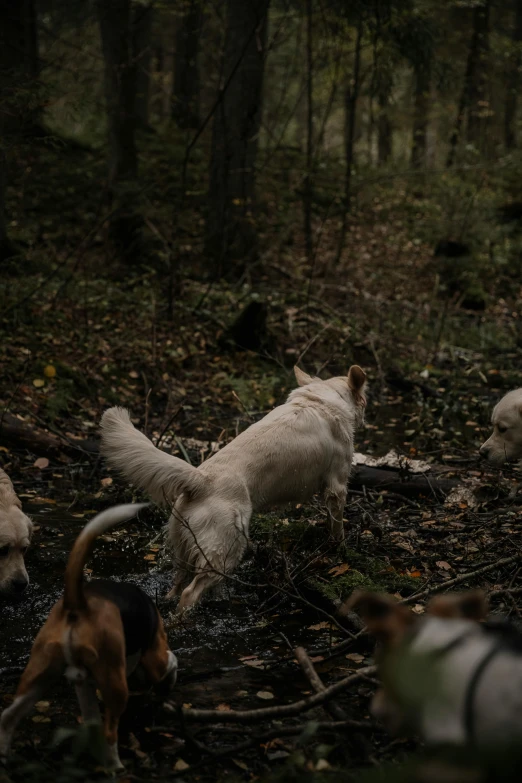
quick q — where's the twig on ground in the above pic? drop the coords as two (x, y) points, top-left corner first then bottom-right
(294, 646), (347, 721)
(401, 553), (522, 604)
(167, 665), (376, 724)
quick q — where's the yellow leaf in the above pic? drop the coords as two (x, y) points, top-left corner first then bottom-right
(44, 365), (56, 378)
(33, 378), (45, 388)
(143, 554), (156, 561)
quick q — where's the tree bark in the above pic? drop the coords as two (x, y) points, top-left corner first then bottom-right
(205, 0), (270, 279)
(0, 0), (39, 265)
(172, 0), (202, 129)
(447, 1), (490, 167)
(505, 0), (522, 150)
(97, 0), (142, 263)
(132, 1), (153, 130)
(467, 0), (491, 154)
(411, 55), (431, 168)
(377, 80), (392, 164)
(303, 0), (313, 269)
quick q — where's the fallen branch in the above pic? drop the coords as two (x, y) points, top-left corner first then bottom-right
(294, 646), (346, 721)
(350, 464), (458, 500)
(0, 412), (98, 457)
(171, 665), (376, 724)
(401, 553), (522, 604)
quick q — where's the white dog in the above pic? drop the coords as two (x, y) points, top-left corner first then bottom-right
(100, 365), (367, 611)
(351, 590), (522, 748)
(480, 388), (522, 465)
(0, 468), (32, 597)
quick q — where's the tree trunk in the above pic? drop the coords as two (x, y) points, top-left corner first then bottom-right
(377, 82), (392, 164)
(97, 0), (142, 263)
(303, 0), (313, 269)
(133, 1), (153, 130)
(505, 0), (522, 150)
(0, 0), (39, 265)
(447, 1), (490, 167)
(467, 0), (491, 154)
(411, 55), (431, 168)
(334, 18), (363, 266)
(205, 0), (270, 279)
(172, 0), (202, 129)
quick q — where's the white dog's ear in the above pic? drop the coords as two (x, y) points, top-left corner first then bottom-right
(294, 366), (314, 386)
(348, 365), (366, 395)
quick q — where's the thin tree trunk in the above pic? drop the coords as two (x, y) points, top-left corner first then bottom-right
(411, 55), (431, 168)
(467, 0), (491, 154)
(133, 1), (153, 130)
(205, 0), (270, 279)
(447, 2), (490, 167)
(505, 0), (522, 150)
(0, 0), (39, 265)
(377, 82), (392, 164)
(97, 0), (142, 263)
(172, 0), (202, 129)
(303, 0), (313, 268)
(334, 18), (363, 266)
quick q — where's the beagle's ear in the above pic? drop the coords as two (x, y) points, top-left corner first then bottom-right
(294, 366), (315, 387)
(345, 591), (414, 643)
(347, 365), (367, 396)
(427, 590), (488, 621)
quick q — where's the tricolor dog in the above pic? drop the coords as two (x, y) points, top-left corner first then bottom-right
(0, 468), (32, 597)
(480, 388), (522, 465)
(100, 365), (367, 612)
(0, 504), (177, 771)
(350, 590), (522, 748)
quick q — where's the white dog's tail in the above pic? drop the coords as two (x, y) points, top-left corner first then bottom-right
(100, 406), (206, 505)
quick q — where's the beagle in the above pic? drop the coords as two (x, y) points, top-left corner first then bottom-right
(0, 468), (32, 597)
(0, 504), (177, 771)
(350, 590), (522, 749)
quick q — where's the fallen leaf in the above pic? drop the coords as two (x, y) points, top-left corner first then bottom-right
(316, 759), (332, 771)
(44, 365), (56, 378)
(143, 554), (156, 561)
(328, 563), (350, 577)
(173, 759), (189, 772)
(182, 702), (192, 709)
(33, 497), (56, 504)
(32, 715), (51, 723)
(412, 604), (425, 614)
(33, 457), (49, 469)
(35, 701), (50, 711)
(436, 560), (452, 571)
(308, 621), (330, 631)
(100, 477), (113, 487)
(256, 691), (274, 700)
(345, 653), (364, 663)
(129, 370), (139, 379)
(32, 378), (45, 388)
(242, 658), (265, 668)
(216, 703), (231, 711)
(409, 569), (422, 578)
(232, 759), (249, 771)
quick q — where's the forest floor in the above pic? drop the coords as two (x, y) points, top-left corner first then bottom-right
(2, 137), (522, 781)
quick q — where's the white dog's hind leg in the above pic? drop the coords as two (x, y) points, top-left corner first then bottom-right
(0, 686), (43, 758)
(325, 485), (347, 542)
(75, 681), (102, 724)
(176, 571), (224, 613)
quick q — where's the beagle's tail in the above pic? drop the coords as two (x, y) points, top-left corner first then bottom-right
(100, 406), (206, 505)
(63, 503), (148, 612)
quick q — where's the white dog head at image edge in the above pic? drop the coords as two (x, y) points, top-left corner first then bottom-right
(480, 388), (522, 465)
(0, 469), (32, 597)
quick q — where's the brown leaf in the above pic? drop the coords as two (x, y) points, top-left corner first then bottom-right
(436, 560), (452, 571)
(33, 457), (49, 469)
(308, 621), (330, 631)
(345, 653), (364, 663)
(216, 703), (231, 711)
(328, 563), (350, 577)
(100, 477), (113, 487)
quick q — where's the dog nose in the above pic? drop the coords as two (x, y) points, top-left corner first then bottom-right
(478, 447), (488, 459)
(11, 577), (28, 594)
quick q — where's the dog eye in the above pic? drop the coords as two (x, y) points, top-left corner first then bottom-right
(498, 425), (508, 434)
(0, 545), (10, 558)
